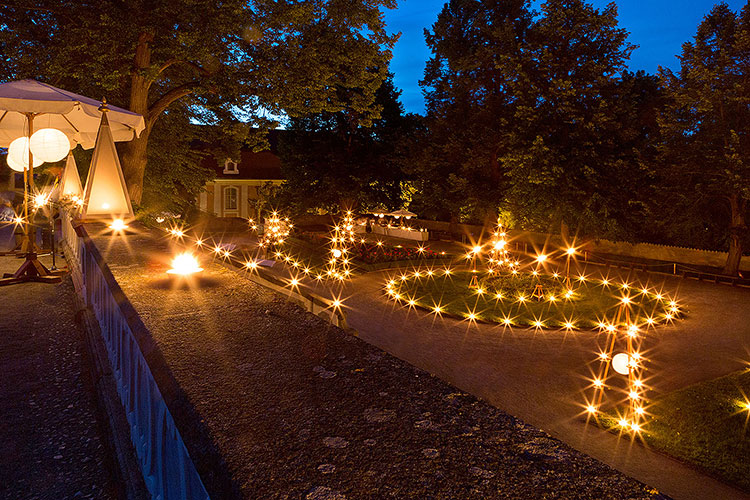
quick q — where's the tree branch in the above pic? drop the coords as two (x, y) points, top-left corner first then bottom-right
(146, 81), (201, 126)
(157, 58), (212, 78)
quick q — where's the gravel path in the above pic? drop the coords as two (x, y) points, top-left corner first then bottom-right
(95, 225), (666, 499)
(0, 255), (116, 500)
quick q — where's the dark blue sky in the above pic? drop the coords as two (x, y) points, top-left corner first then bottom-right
(384, 0), (748, 114)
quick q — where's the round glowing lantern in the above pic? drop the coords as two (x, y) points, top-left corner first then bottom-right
(7, 137), (43, 171)
(30, 128), (71, 163)
(612, 353), (631, 375)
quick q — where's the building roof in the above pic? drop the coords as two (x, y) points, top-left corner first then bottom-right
(200, 129), (285, 181)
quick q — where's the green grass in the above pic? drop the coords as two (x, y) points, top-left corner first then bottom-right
(600, 369), (750, 492)
(386, 271), (680, 329)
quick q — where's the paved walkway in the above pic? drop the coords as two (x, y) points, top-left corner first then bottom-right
(0, 255), (116, 500)
(92, 225), (668, 499)
(244, 235), (750, 500)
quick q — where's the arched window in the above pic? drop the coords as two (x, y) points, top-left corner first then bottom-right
(224, 186), (238, 211)
(223, 158), (239, 174)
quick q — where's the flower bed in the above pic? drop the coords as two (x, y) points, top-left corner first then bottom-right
(353, 242), (441, 264)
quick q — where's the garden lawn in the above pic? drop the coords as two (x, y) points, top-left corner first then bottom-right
(281, 235), (447, 276)
(387, 271), (679, 329)
(600, 369), (750, 493)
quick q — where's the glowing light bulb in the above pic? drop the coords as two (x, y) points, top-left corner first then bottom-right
(630, 423), (641, 432)
(109, 219), (128, 231)
(564, 321), (574, 329)
(473, 245), (482, 254)
(33, 193), (50, 207)
(586, 405), (597, 414)
(619, 419), (629, 427)
(167, 253), (203, 276)
(536, 254), (547, 263)
(593, 379), (603, 387)
(566, 247), (576, 256)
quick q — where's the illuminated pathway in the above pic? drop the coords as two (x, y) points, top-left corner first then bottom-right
(93, 226), (668, 499)
(268, 258), (750, 500)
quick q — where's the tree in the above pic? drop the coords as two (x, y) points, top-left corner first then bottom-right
(415, 0), (533, 224)
(658, 2), (750, 276)
(500, 0), (642, 239)
(0, 0), (397, 203)
(416, 0), (658, 241)
(276, 75), (416, 214)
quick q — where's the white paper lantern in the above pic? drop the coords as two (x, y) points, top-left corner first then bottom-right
(612, 353), (631, 375)
(6, 154), (26, 172)
(30, 128), (71, 163)
(7, 137), (43, 171)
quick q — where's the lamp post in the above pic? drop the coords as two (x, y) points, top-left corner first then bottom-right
(564, 246), (576, 289)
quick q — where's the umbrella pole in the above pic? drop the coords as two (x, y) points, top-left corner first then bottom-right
(0, 113), (60, 286)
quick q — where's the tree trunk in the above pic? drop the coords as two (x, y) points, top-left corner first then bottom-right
(121, 31), (153, 205)
(722, 193), (747, 276)
(449, 214), (459, 242)
(121, 128), (151, 204)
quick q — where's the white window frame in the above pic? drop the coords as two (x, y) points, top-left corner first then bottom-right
(223, 158), (239, 174)
(224, 186), (238, 211)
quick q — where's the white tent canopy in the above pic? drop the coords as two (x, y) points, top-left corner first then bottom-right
(82, 113), (134, 220)
(388, 209), (417, 218)
(0, 79), (145, 149)
(59, 153), (83, 198)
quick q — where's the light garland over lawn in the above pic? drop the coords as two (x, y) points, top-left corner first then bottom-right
(162, 222), (684, 434)
(383, 264), (683, 434)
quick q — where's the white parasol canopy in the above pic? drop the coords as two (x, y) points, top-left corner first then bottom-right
(388, 209), (418, 218)
(0, 79), (145, 149)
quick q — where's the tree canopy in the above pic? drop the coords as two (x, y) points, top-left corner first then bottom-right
(416, 0), (665, 241)
(0, 0), (397, 204)
(657, 2), (750, 275)
(276, 75), (418, 215)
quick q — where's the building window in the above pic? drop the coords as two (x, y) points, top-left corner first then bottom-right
(223, 159), (239, 174)
(224, 186), (238, 211)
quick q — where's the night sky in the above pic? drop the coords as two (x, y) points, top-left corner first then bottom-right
(384, 0), (748, 114)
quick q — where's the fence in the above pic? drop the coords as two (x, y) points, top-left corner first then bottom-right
(61, 211), (209, 500)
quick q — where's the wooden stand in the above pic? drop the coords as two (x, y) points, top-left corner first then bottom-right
(0, 252), (62, 286)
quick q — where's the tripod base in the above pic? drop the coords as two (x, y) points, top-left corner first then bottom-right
(0, 252), (62, 286)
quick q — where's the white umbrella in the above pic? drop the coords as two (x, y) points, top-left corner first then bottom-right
(0, 79), (145, 148)
(0, 80), (144, 286)
(388, 209), (418, 218)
